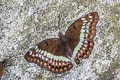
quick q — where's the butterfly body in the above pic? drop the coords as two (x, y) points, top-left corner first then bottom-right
(24, 12), (99, 73)
(57, 32), (73, 58)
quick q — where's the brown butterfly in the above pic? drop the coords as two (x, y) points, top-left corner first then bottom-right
(24, 12), (99, 73)
(0, 59), (7, 79)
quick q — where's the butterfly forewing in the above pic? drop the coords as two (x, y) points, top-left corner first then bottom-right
(65, 12), (99, 64)
(24, 38), (73, 73)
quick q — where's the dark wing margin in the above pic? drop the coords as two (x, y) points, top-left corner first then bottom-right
(24, 38), (73, 73)
(65, 12), (99, 64)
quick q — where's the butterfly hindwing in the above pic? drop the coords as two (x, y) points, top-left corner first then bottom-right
(65, 12), (99, 64)
(24, 38), (73, 73)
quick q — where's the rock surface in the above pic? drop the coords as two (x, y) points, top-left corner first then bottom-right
(0, 0), (120, 80)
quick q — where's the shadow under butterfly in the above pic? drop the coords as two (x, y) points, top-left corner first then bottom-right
(24, 12), (99, 73)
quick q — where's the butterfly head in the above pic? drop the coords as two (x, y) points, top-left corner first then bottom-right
(58, 32), (66, 43)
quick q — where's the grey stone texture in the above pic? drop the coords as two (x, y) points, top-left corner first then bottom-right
(0, 0), (120, 80)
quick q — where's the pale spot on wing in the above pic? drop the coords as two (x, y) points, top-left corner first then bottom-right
(36, 49), (39, 52)
(38, 54), (42, 58)
(28, 50), (33, 55)
(81, 17), (86, 20)
(82, 25), (86, 28)
(32, 54), (35, 57)
(35, 54), (39, 57)
(87, 22), (91, 26)
(35, 46), (38, 50)
(82, 20), (87, 23)
(88, 15), (93, 18)
(81, 29), (85, 32)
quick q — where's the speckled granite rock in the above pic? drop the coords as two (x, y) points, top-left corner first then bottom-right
(0, 0), (120, 80)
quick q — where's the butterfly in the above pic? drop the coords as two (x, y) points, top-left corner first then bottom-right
(0, 59), (7, 79)
(24, 12), (99, 73)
